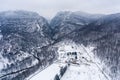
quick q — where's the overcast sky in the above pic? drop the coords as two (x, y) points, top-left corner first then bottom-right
(0, 0), (120, 18)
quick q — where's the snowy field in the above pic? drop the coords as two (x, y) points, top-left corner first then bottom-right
(27, 41), (111, 80)
(61, 64), (108, 80)
(28, 62), (110, 80)
(28, 63), (63, 80)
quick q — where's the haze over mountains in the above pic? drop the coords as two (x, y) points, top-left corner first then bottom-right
(0, 10), (120, 80)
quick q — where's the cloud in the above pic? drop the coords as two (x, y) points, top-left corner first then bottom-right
(0, 0), (120, 18)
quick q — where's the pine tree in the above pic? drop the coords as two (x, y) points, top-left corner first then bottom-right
(54, 74), (60, 80)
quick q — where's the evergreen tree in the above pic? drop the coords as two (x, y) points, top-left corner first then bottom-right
(54, 74), (60, 80)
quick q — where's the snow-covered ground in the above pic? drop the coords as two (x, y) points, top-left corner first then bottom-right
(61, 63), (108, 80)
(56, 40), (94, 63)
(57, 41), (110, 80)
(28, 63), (64, 80)
(27, 41), (111, 80)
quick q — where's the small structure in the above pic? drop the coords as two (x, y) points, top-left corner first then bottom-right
(65, 52), (78, 63)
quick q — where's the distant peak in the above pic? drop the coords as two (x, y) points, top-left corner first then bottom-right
(54, 11), (105, 20)
(0, 10), (40, 18)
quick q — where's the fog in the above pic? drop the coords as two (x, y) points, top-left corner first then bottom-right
(0, 0), (120, 18)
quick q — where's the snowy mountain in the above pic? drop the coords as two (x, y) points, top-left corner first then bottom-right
(0, 11), (120, 80)
(50, 11), (104, 39)
(0, 11), (56, 80)
(52, 12), (120, 80)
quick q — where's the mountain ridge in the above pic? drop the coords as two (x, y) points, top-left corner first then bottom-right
(0, 10), (120, 80)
